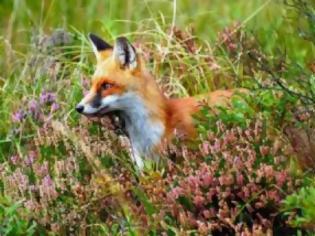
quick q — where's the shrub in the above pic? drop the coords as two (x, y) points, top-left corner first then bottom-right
(141, 113), (302, 235)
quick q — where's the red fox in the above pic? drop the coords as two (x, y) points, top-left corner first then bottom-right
(76, 34), (244, 169)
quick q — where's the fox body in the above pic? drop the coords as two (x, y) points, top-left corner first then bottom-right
(76, 34), (238, 169)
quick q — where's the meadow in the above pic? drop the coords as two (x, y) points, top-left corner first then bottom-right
(0, 0), (315, 235)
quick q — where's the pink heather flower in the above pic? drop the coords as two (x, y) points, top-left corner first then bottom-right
(40, 91), (56, 104)
(236, 173), (244, 185)
(206, 188), (217, 202)
(219, 174), (234, 186)
(266, 190), (280, 203)
(193, 195), (205, 208)
(275, 171), (287, 187)
(223, 131), (237, 144)
(186, 175), (200, 190)
(40, 175), (58, 202)
(244, 129), (253, 141)
(200, 142), (210, 155)
(11, 110), (26, 123)
(10, 155), (20, 165)
(11, 168), (29, 192)
(202, 209), (211, 219)
(233, 156), (244, 169)
(28, 99), (40, 118)
(263, 165), (274, 179)
(259, 146), (270, 156)
(25, 151), (37, 166)
(42, 175), (53, 186)
(28, 184), (37, 192)
(34, 161), (49, 177)
(24, 199), (39, 212)
(211, 139), (221, 153)
(242, 186), (250, 198)
(200, 173), (213, 188)
(167, 187), (183, 202)
(51, 102), (60, 112)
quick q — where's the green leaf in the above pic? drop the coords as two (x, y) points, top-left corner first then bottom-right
(133, 187), (156, 216)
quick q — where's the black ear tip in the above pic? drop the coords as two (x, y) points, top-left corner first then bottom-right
(116, 36), (130, 44)
(88, 33), (112, 51)
(88, 33), (97, 41)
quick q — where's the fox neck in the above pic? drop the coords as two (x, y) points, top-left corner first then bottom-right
(118, 92), (166, 157)
(118, 93), (198, 159)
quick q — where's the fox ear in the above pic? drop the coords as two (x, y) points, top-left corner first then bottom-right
(113, 37), (137, 70)
(88, 33), (112, 60)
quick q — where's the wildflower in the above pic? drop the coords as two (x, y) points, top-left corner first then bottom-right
(167, 187), (183, 202)
(24, 199), (39, 212)
(11, 109), (26, 123)
(40, 91), (56, 104)
(259, 146), (270, 156)
(200, 141), (210, 155)
(200, 173), (213, 188)
(25, 151), (37, 166)
(275, 171), (287, 187)
(236, 173), (244, 185)
(10, 155), (20, 165)
(266, 190), (280, 203)
(186, 175), (200, 190)
(10, 168), (29, 193)
(39, 175), (58, 202)
(193, 195), (205, 208)
(28, 99), (40, 117)
(33, 161), (49, 177)
(51, 102), (60, 112)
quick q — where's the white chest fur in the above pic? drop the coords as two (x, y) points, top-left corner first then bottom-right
(118, 92), (165, 169)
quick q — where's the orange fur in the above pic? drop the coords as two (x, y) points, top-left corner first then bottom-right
(90, 47), (245, 143)
(79, 35), (247, 167)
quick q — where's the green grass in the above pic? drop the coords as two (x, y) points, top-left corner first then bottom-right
(1, 0), (315, 235)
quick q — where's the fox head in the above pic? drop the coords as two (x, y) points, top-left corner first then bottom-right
(76, 33), (155, 117)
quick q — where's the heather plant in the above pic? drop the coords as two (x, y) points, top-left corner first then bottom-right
(1, 0), (315, 235)
(139, 109), (302, 235)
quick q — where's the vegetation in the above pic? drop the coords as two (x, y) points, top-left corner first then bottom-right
(0, 0), (315, 235)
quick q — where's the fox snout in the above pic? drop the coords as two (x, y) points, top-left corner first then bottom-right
(76, 90), (122, 116)
(75, 91), (103, 115)
(75, 104), (84, 113)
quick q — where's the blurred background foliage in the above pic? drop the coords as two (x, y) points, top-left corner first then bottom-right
(1, 0), (314, 61)
(1, 0), (315, 235)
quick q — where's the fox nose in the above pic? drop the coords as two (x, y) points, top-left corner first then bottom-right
(76, 104), (84, 113)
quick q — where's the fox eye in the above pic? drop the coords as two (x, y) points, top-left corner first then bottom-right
(101, 82), (113, 90)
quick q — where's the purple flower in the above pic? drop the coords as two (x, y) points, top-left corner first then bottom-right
(39, 175), (58, 202)
(10, 168), (29, 192)
(11, 110), (26, 123)
(193, 195), (205, 208)
(34, 161), (49, 177)
(40, 91), (56, 104)
(10, 155), (20, 165)
(42, 175), (53, 186)
(28, 99), (38, 112)
(167, 187), (183, 202)
(24, 199), (39, 211)
(25, 151), (37, 166)
(28, 99), (40, 117)
(51, 102), (60, 112)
